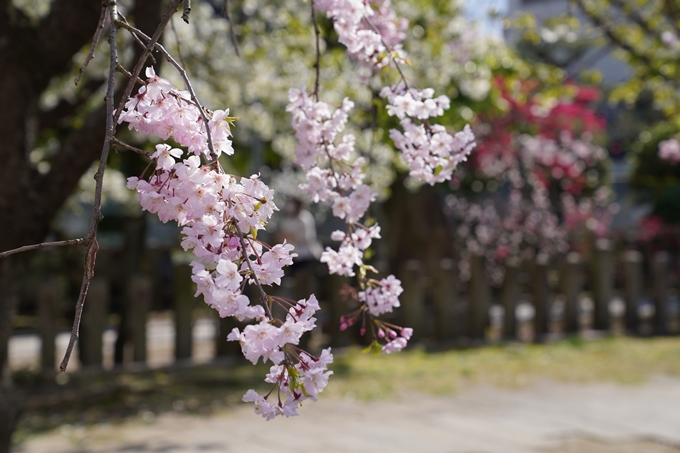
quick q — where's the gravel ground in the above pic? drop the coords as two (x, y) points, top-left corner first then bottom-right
(13, 376), (680, 453)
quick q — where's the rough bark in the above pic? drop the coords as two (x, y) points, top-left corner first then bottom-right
(0, 1), (164, 450)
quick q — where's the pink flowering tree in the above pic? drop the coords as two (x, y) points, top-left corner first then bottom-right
(445, 76), (615, 284)
(0, 0), (476, 427)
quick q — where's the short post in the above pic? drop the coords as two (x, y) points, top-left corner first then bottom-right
(623, 250), (643, 332)
(37, 278), (62, 373)
(532, 257), (549, 340)
(515, 297), (535, 343)
(400, 260), (425, 341)
(593, 238), (613, 331)
(79, 278), (110, 368)
(578, 294), (594, 335)
(667, 291), (680, 334)
(468, 254), (489, 340)
(608, 297), (625, 336)
(638, 298), (655, 336)
(173, 264), (195, 361)
(653, 251), (670, 334)
(562, 252), (581, 334)
(432, 258), (459, 341)
(488, 305), (504, 342)
(549, 295), (566, 339)
(500, 258), (520, 340)
(127, 275), (152, 364)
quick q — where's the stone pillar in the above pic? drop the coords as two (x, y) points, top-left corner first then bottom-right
(593, 238), (613, 331)
(37, 278), (62, 373)
(79, 278), (110, 368)
(500, 258), (520, 340)
(532, 258), (549, 340)
(127, 275), (152, 364)
(400, 260), (425, 341)
(432, 258), (459, 341)
(468, 254), (489, 340)
(653, 251), (670, 334)
(173, 264), (194, 361)
(562, 252), (581, 334)
(623, 250), (643, 333)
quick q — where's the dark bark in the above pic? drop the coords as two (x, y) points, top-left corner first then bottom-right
(0, 1), (165, 450)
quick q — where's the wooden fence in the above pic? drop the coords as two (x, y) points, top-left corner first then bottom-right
(14, 240), (680, 373)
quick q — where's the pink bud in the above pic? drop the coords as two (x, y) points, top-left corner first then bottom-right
(340, 322), (348, 331)
(378, 329), (385, 338)
(389, 330), (397, 339)
(360, 326), (366, 336)
(347, 318), (356, 327)
(340, 315), (347, 323)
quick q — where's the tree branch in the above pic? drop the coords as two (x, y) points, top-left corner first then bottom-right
(0, 238), (87, 259)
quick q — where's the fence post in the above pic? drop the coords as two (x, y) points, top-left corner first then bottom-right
(562, 252), (581, 334)
(37, 278), (62, 373)
(400, 260), (425, 341)
(501, 258), (520, 340)
(80, 278), (110, 368)
(653, 251), (670, 334)
(173, 264), (194, 361)
(432, 258), (458, 341)
(468, 254), (489, 340)
(532, 257), (549, 341)
(127, 274), (152, 364)
(327, 274), (351, 348)
(623, 250), (643, 333)
(593, 238), (613, 331)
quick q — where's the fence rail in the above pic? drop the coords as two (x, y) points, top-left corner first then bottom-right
(12, 243), (680, 373)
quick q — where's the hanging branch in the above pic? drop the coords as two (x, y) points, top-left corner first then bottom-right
(75, 2), (107, 86)
(0, 238), (87, 259)
(222, 0), (241, 57)
(59, 0), (182, 373)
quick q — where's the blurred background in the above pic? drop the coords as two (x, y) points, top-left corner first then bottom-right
(5, 0), (680, 452)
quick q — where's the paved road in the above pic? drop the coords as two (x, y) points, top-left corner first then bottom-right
(14, 377), (680, 453)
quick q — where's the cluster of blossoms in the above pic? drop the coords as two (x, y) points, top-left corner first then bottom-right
(287, 87), (408, 352)
(121, 68), (332, 418)
(381, 84), (476, 184)
(282, 0), (477, 351)
(315, 0), (407, 68)
(658, 138), (680, 164)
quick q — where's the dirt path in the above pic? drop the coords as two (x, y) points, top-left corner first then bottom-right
(13, 376), (680, 453)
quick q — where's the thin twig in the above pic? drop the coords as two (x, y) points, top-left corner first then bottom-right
(0, 238), (87, 259)
(60, 1), (120, 372)
(75, 3), (107, 86)
(222, 0), (241, 57)
(170, 16), (188, 71)
(129, 27), (157, 65)
(311, 0), (321, 100)
(116, 63), (145, 85)
(111, 137), (150, 156)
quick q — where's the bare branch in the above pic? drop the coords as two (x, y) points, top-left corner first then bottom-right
(311, 0), (321, 101)
(60, 1), (120, 373)
(0, 238), (87, 259)
(170, 16), (188, 71)
(75, 3), (107, 86)
(111, 137), (150, 156)
(222, 0), (241, 57)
